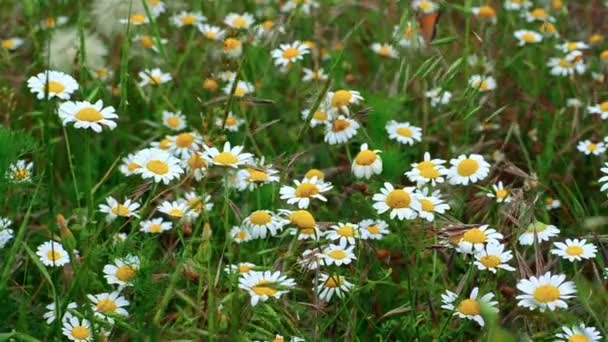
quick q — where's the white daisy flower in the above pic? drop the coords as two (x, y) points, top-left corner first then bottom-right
(468, 74), (497, 91)
(393, 23), (424, 48)
(271, 41), (310, 67)
(518, 221), (560, 245)
(302, 68), (328, 82)
(171, 11), (206, 27)
(548, 51), (586, 77)
(182, 191), (213, 216)
(40, 16), (69, 29)
(415, 189), (450, 222)
(516, 272), (576, 311)
(0, 218), (14, 249)
(58, 100), (117, 133)
(139, 217), (173, 234)
(224, 262), (257, 275)
(215, 112), (244, 132)
(27, 70), (79, 100)
(167, 131), (203, 158)
(138, 68), (172, 87)
(324, 115), (360, 145)
(556, 41), (589, 53)
(321, 241), (356, 266)
(412, 0), (438, 13)
(235, 158), (280, 191)
(6, 159), (34, 183)
(504, 0), (532, 11)
(119, 153), (141, 177)
(298, 248), (323, 270)
(588, 101), (608, 119)
(545, 196), (561, 210)
(373, 182), (420, 220)
(447, 154), (491, 185)
(87, 291), (129, 322)
(230, 226), (253, 243)
(92, 66), (113, 81)
(281, 209), (322, 240)
(425, 87), (452, 107)
(203, 141), (253, 168)
(98, 196), (140, 222)
(198, 24), (225, 41)
(157, 200), (190, 220)
(550, 239), (597, 262)
(44, 301), (77, 324)
(162, 111), (187, 131)
(239, 270), (296, 307)
(371, 43), (398, 58)
(133, 148), (184, 184)
(36, 240), (70, 267)
(119, 12), (150, 25)
(325, 89), (363, 115)
(103, 255), (140, 287)
(487, 181), (512, 203)
(325, 222), (359, 246)
(224, 12), (255, 30)
(405, 152), (447, 186)
(315, 273), (354, 301)
(455, 225), (504, 254)
(471, 6), (497, 24)
(555, 324), (602, 342)
(514, 30), (543, 46)
(146, 0), (166, 16)
(223, 80), (255, 97)
(524, 8), (555, 22)
(352, 143), (382, 179)
(2, 37), (24, 50)
(577, 140), (605, 155)
(386, 120), (422, 145)
(223, 37), (243, 58)
(441, 287), (498, 327)
(358, 219), (389, 240)
(133, 34), (168, 53)
(473, 243), (516, 273)
(243, 210), (287, 238)
(62, 316), (92, 341)
(280, 176), (333, 209)
(183, 151), (208, 181)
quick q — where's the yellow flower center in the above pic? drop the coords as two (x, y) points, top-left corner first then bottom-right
(457, 299), (481, 315)
(71, 326), (90, 340)
(533, 284), (560, 303)
(477, 6), (496, 18)
(282, 47), (300, 59)
(396, 127), (413, 137)
(420, 199), (434, 212)
(45, 17), (56, 27)
(545, 197), (554, 205)
(96, 299), (117, 313)
(224, 38), (241, 51)
(480, 255), (501, 268)
(187, 198), (202, 211)
(237, 231), (248, 240)
(462, 228), (487, 244)
(328, 250), (347, 259)
(111, 204), (131, 217)
(47, 250), (62, 261)
(418, 0), (432, 11)
(250, 211), (272, 225)
(247, 168), (268, 182)
(166, 116), (181, 129)
(289, 210), (316, 229)
(14, 168), (30, 180)
(75, 108), (104, 122)
(181, 15), (196, 25)
(478, 80), (490, 90)
(540, 22), (557, 34)
(305, 169), (324, 180)
(521, 32), (537, 42)
(336, 225), (355, 237)
(324, 275), (341, 288)
(45, 81), (65, 94)
(205, 30), (217, 39)
(496, 189), (508, 199)
(213, 152), (238, 165)
(566, 245), (584, 256)
(599, 101), (608, 112)
(149, 224), (162, 233)
(232, 16), (247, 28)
(175, 133), (194, 148)
(367, 224), (381, 234)
(385, 189), (411, 209)
(567, 42), (579, 51)
(601, 50), (608, 61)
(96, 68), (108, 78)
(457, 158), (479, 177)
(168, 208), (185, 217)
(355, 150), (377, 165)
(310, 111), (326, 121)
(130, 13), (147, 24)
(1, 39), (14, 49)
(568, 335), (589, 342)
(151, 75), (162, 85)
(417, 161), (440, 178)
(377, 46), (392, 57)
(530, 8), (548, 19)
(238, 264), (253, 273)
(203, 78), (218, 91)
(404, 27), (413, 38)
(140, 35), (154, 49)
(225, 116), (237, 126)
(331, 119), (351, 132)
(331, 90), (353, 107)
(116, 265), (136, 282)
(188, 153), (207, 169)
(146, 160), (169, 175)
(587, 143), (598, 152)
(295, 183), (319, 198)
(234, 87), (246, 97)
(551, 0), (563, 10)
(262, 20), (274, 30)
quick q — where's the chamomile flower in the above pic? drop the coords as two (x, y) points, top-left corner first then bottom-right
(133, 34), (167, 53)
(162, 111), (187, 131)
(282, 209), (321, 240)
(40, 16), (68, 29)
(321, 241), (356, 266)
(243, 210), (287, 238)
(472, 6), (497, 24)
(36, 240), (70, 267)
(325, 222), (359, 246)
(315, 273), (354, 301)
(120, 12), (150, 25)
(545, 196), (561, 210)
(235, 159), (281, 191)
(371, 43), (398, 58)
(415, 189), (450, 222)
(323, 115), (359, 145)
(223, 80), (255, 97)
(504, 0), (532, 10)
(405, 152), (448, 186)
(548, 51), (586, 76)
(280, 177), (333, 209)
(171, 11), (206, 27)
(352, 143), (382, 179)
(304, 169), (325, 181)
(556, 41), (589, 53)
(198, 24), (225, 41)
(239, 270), (296, 306)
(447, 154), (490, 185)
(302, 68), (328, 82)
(157, 200), (190, 220)
(551, 239), (597, 262)
(103, 255), (140, 287)
(468, 74), (497, 91)
(301, 106), (332, 127)
(203, 141), (253, 168)
(224, 12), (255, 30)
(231, 226), (253, 243)
(393, 22), (424, 48)
(281, 0), (319, 14)
(139, 217), (173, 234)
(225, 262), (257, 275)
(473, 243), (516, 273)
(524, 8), (555, 22)
(326, 89), (363, 115)
(271, 41), (310, 67)
(44, 301), (77, 324)
(88, 291), (129, 322)
(425, 87), (452, 107)
(146, 0), (166, 15)
(373, 182), (420, 220)
(0, 218), (14, 249)
(1, 37), (23, 50)
(441, 287), (498, 327)
(514, 30), (543, 46)
(487, 181), (512, 203)
(58, 100), (117, 133)
(577, 140), (605, 156)
(223, 37), (243, 58)
(27, 70), (79, 100)
(412, 0), (438, 13)
(138, 68), (172, 87)
(167, 131), (203, 158)
(386, 121), (422, 145)
(62, 316), (92, 341)
(183, 191), (213, 216)
(298, 248), (323, 270)
(6, 159), (33, 183)
(588, 101), (608, 119)
(358, 219), (389, 240)
(92, 66), (113, 81)
(516, 272), (576, 311)
(555, 324), (602, 342)
(119, 153), (140, 176)
(98, 196), (140, 222)
(216, 112), (244, 132)
(181, 151), (207, 181)
(518, 221), (560, 245)
(455, 225), (504, 254)
(133, 148), (184, 184)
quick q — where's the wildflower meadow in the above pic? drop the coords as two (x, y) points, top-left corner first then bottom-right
(1, 0), (608, 340)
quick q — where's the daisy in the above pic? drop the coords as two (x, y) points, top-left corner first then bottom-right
(548, 51), (586, 77)
(98, 196), (140, 222)
(539, 22), (559, 37)
(455, 225), (504, 254)
(386, 121), (422, 145)
(282, 209), (321, 240)
(516, 272), (576, 311)
(223, 80), (255, 97)
(88, 291), (129, 322)
(468, 74), (496, 91)
(62, 316), (92, 341)
(203, 141), (253, 168)
(6, 159), (33, 183)
(425, 87), (452, 107)
(556, 41), (589, 53)
(281, 0), (319, 14)
(302, 68), (328, 82)
(58, 100), (117, 133)
(167, 131), (203, 158)
(183, 191), (213, 216)
(514, 30), (543, 46)
(519, 221), (560, 245)
(138, 68), (172, 87)
(235, 159), (280, 191)
(352, 143), (382, 179)
(325, 222), (359, 246)
(202, 78), (219, 92)
(358, 219), (389, 240)
(504, 0), (532, 10)
(371, 43), (398, 58)
(119, 153), (140, 177)
(472, 6), (497, 24)
(577, 140), (605, 156)
(224, 12), (254, 30)
(271, 41), (310, 67)
(103, 255), (140, 287)
(555, 324), (602, 342)
(231, 226), (253, 243)
(27, 70), (78, 100)
(40, 16), (68, 29)
(120, 12), (150, 25)
(243, 210), (287, 238)
(0, 218), (14, 249)
(36, 240), (70, 267)
(44, 301), (77, 324)
(304, 168), (325, 180)
(323, 115), (360, 145)
(184, 151), (208, 181)
(321, 241), (356, 266)
(301, 106), (332, 127)
(415, 189), (450, 222)
(215, 112), (244, 132)
(139, 217), (173, 234)
(92, 66), (113, 81)
(157, 200), (190, 220)
(441, 287), (498, 327)
(551, 239), (597, 262)
(198, 24), (225, 41)
(133, 148), (184, 184)
(223, 37), (243, 58)
(412, 0), (438, 13)
(447, 154), (491, 185)
(225, 262), (257, 275)
(545, 196), (561, 210)
(239, 270), (296, 306)
(405, 152), (448, 186)
(162, 111), (187, 131)
(524, 8), (555, 22)
(487, 181), (512, 203)
(1, 37), (24, 50)
(280, 177), (333, 209)
(588, 101), (608, 119)
(473, 243), (516, 273)
(372, 182), (420, 220)
(298, 248), (323, 270)
(326, 89), (363, 115)
(147, 0), (166, 16)
(133, 35), (167, 53)
(315, 273), (354, 301)
(171, 11), (206, 27)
